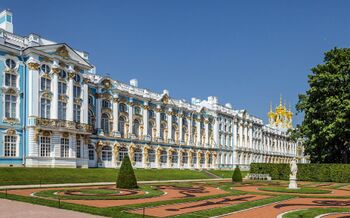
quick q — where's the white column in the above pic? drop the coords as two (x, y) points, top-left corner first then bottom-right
(249, 124), (253, 149)
(213, 117), (219, 148)
(239, 121), (243, 147)
(112, 97), (119, 135)
(51, 68), (59, 120)
(95, 95), (102, 129)
(196, 116), (201, 145)
(204, 119), (209, 145)
(167, 108), (172, 142)
(82, 81), (89, 124)
(143, 103), (149, 138)
(244, 122), (248, 147)
(128, 100), (133, 136)
(27, 57), (40, 118)
(233, 118), (237, 147)
(67, 73), (74, 121)
(187, 116), (192, 144)
(179, 112), (183, 143)
(156, 106), (161, 139)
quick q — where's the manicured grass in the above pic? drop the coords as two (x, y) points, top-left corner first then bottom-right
(259, 186), (331, 194)
(79, 188), (119, 195)
(0, 168), (211, 186)
(35, 185), (163, 200)
(283, 208), (350, 218)
(208, 170), (249, 178)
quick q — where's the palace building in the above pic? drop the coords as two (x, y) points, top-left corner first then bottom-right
(0, 10), (307, 169)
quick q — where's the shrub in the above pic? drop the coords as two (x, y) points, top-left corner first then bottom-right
(116, 156), (138, 189)
(250, 163), (350, 183)
(232, 166), (242, 182)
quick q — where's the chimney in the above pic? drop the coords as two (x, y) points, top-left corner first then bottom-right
(0, 10), (13, 33)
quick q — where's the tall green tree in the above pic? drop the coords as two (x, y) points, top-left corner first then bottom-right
(296, 48), (350, 163)
(116, 156), (138, 189)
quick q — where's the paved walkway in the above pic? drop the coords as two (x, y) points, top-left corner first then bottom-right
(0, 178), (230, 190)
(0, 199), (103, 218)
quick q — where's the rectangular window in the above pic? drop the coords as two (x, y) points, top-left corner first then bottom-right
(89, 150), (94, 160)
(40, 98), (51, 118)
(4, 135), (16, 157)
(58, 82), (67, 95)
(76, 139), (81, 158)
(60, 138), (69, 158)
(41, 78), (51, 91)
(5, 73), (17, 87)
(73, 85), (81, 98)
(5, 94), (16, 118)
(73, 104), (81, 122)
(40, 136), (51, 157)
(58, 101), (66, 120)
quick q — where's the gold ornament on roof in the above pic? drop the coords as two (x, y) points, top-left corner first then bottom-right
(56, 46), (70, 59)
(267, 95), (293, 129)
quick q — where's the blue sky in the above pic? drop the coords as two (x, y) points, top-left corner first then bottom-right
(2, 1), (350, 124)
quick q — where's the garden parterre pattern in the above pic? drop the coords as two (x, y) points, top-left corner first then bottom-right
(320, 212), (350, 218)
(129, 194), (270, 217)
(220, 197), (350, 218)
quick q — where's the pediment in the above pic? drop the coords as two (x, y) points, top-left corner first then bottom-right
(25, 43), (92, 68)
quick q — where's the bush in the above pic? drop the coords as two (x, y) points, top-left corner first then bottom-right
(250, 163), (350, 183)
(116, 156), (138, 189)
(232, 166), (242, 182)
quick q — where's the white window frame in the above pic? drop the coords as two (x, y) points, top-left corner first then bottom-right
(4, 135), (17, 157)
(76, 139), (81, 158)
(60, 138), (69, 158)
(4, 93), (17, 119)
(73, 104), (81, 122)
(40, 136), (51, 157)
(58, 101), (67, 120)
(40, 98), (51, 119)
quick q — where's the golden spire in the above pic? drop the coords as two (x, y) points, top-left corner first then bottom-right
(279, 94), (283, 106)
(269, 102), (272, 112)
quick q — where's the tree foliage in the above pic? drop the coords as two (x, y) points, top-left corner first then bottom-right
(296, 48), (350, 163)
(116, 156), (138, 189)
(232, 166), (242, 182)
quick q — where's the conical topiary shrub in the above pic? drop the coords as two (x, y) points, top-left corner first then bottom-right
(116, 155), (138, 189)
(232, 166), (242, 182)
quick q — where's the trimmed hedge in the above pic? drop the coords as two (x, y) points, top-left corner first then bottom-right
(232, 166), (242, 182)
(250, 163), (350, 183)
(116, 156), (138, 189)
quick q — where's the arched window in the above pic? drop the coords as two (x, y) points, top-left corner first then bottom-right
(148, 121), (154, 137)
(134, 106), (141, 115)
(118, 147), (128, 161)
(134, 148), (142, 163)
(172, 125), (177, 141)
(102, 100), (111, 108)
(101, 113), (110, 134)
(5, 72), (16, 87)
(192, 153), (197, 164)
(172, 115), (177, 123)
(88, 144), (95, 160)
(5, 59), (16, 69)
(182, 152), (188, 164)
(39, 136), (50, 157)
(200, 153), (205, 164)
(160, 150), (167, 163)
(171, 151), (178, 164)
(73, 104), (81, 122)
(102, 146), (112, 161)
(40, 64), (50, 74)
(59, 69), (67, 79)
(119, 103), (127, 112)
(160, 112), (166, 121)
(73, 85), (81, 98)
(133, 119), (140, 137)
(74, 74), (81, 83)
(148, 110), (154, 118)
(160, 123), (166, 140)
(118, 116), (126, 137)
(5, 94), (16, 118)
(182, 127), (187, 142)
(209, 154), (213, 164)
(40, 98), (51, 118)
(88, 110), (94, 126)
(58, 100), (66, 120)
(88, 96), (94, 106)
(41, 77), (51, 91)
(4, 135), (16, 157)
(58, 81), (67, 95)
(148, 149), (155, 162)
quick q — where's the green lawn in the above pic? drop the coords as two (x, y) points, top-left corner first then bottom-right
(0, 168), (211, 186)
(208, 169), (249, 178)
(258, 186), (331, 194)
(283, 208), (350, 218)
